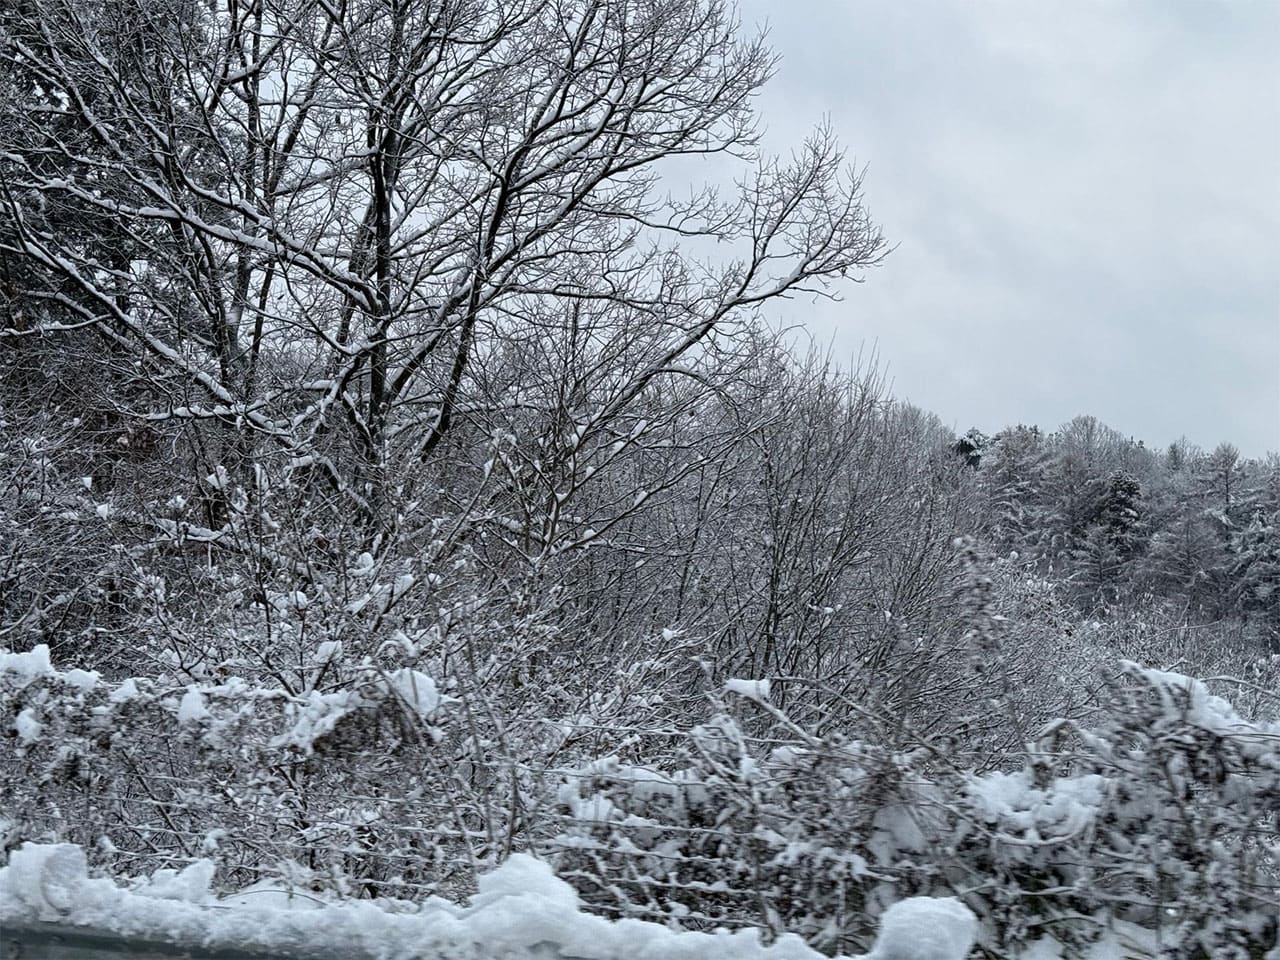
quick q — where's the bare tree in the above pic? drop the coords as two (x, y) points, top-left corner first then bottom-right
(2, 0), (886, 543)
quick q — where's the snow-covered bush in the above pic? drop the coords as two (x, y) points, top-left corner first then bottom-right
(547, 707), (951, 954)
(5, 636), (1278, 958)
(546, 664), (1280, 958)
(1069, 665), (1278, 957)
(0, 644), (462, 900)
(946, 662), (1279, 958)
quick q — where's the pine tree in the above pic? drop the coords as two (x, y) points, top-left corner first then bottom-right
(1231, 510), (1280, 648)
(978, 425), (1053, 559)
(1203, 442), (1244, 526)
(952, 427), (988, 469)
(1100, 471), (1143, 557)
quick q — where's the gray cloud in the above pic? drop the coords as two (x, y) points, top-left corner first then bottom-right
(736, 0), (1280, 456)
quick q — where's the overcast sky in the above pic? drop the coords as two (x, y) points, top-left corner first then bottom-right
(735, 0), (1280, 457)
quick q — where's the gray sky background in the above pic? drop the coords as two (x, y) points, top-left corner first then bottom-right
(734, 0), (1280, 457)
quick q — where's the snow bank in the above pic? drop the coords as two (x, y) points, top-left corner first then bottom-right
(0, 843), (835, 959)
(864, 897), (976, 960)
(0, 841), (992, 959)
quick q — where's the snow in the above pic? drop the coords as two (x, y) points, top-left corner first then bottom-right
(387, 668), (441, 717)
(4, 844), (88, 915)
(0, 843), (840, 960)
(0, 644), (54, 681)
(270, 689), (361, 755)
(863, 897), (976, 960)
(0, 644), (98, 690)
(14, 708), (43, 745)
(314, 640), (342, 663)
(109, 677), (141, 703)
(61, 668), (99, 691)
(566, 793), (618, 823)
(964, 770), (1104, 839)
(177, 687), (210, 725)
(136, 860), (217, 904)
(724, 678), (772, 702)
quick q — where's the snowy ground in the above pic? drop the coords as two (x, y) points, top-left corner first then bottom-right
(0, 842), (987, 960)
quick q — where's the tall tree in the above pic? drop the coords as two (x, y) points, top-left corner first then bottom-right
(2, 0), (886, 542)
(978, 424), (1053, 559)
(1231, 510), (1280, 647)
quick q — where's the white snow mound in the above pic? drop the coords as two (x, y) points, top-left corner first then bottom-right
(865, 896), (977, 960)
(0, 844), (831, 960)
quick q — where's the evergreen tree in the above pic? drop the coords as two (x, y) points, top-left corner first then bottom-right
(1203, 442), (1244, 525)
(1068, 471), (1144, 609)
(1137, 512), (1232, 618)
(978, 425), (1053, 558)
(1100, 471), (1143, 557)
(1231, 510), (1280, 647)
(952, 427), (988, 469)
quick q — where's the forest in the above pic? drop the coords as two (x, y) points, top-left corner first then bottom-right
(1, 0), (1277, 957)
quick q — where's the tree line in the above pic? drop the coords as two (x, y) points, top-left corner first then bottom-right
(960, 420), (1279, 644)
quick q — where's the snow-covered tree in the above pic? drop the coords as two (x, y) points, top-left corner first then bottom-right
(2, 0), (885, 537)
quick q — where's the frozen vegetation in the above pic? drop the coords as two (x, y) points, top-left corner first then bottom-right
(2, 0), (1279, 957)
(2, 640), (1278, 957)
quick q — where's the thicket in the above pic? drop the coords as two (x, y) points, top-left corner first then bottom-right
(4, 632), (1278, 958)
